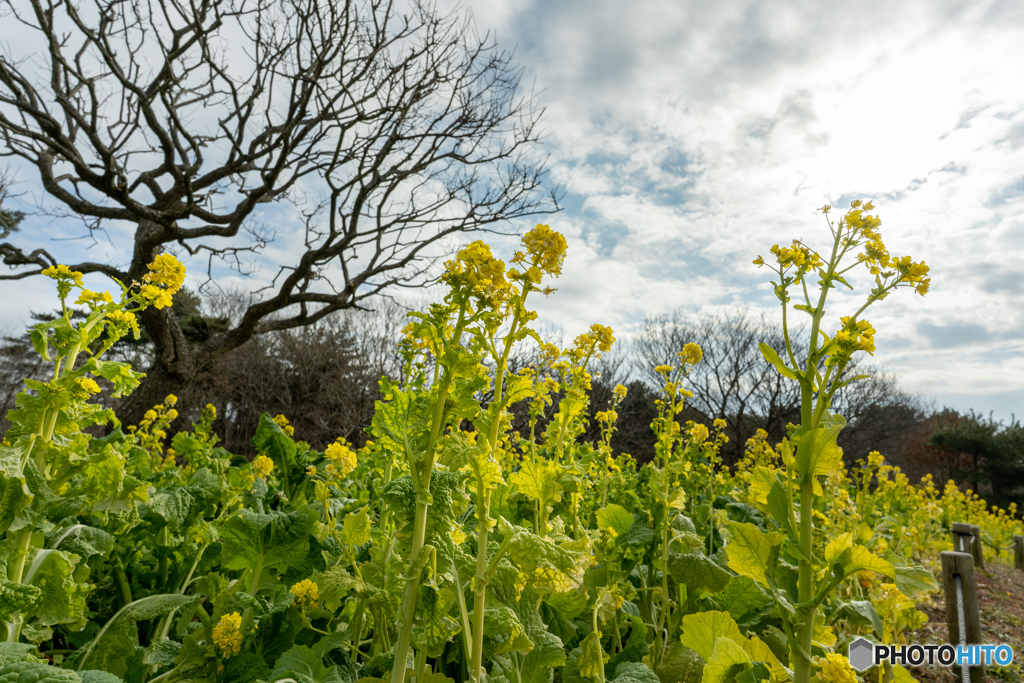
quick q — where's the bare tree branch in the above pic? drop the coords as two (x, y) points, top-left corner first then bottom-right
(0, 0), (560, 423)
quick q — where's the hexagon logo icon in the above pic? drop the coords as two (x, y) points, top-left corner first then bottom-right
(848, 637), (875, 672)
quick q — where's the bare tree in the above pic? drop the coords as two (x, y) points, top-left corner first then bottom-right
(634, 309), (923, 464)
(0, 0), (559, 424)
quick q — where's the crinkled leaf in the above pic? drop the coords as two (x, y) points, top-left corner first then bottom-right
(252, 412), (297, 471)
(220, 508), (316, 575)
(713, 577), (774, 629)
(484, 602), (533, 656)
(508, 531), (587, 593)
(339, 507), (373, 548)
(511, 459), (563, 507)
(725, 522), (782, 587)
(418, 586), (460, 658)
(619, 522), (656, 547)
(669, 553), (732, 594)
(24, 550), (89, 629)
(611, 662), (660, 683)
(679, 611), (743, 661)
(268, 643), (350, 683)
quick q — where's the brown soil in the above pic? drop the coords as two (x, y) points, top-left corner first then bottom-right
(906, 558), (1024, 682)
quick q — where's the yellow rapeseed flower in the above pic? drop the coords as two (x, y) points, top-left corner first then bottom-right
(252, 455), (274, 479)
(814, 653), (857, 683)
(212, 612), (243, 656)
(289, 579), (319, 608)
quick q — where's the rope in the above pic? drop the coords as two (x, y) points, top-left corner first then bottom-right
(980, 538), (1016, 550)
(955, 574), (970, 683)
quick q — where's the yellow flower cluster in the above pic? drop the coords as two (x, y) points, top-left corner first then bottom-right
(41, 264), (84, 286)
(289, 579), (319, 607)
(212, 612), (243, 657)
(814, 653), (857, 683)
(517, 223), (568, 277)
(753, 241), (825, 272)
(689, 423), (710, 442)
(443, 240), (513, 307)
(75, 289), (113, 307)
(273, 414), (295, 437)
(139, 253), (186, 309)
(252, 455), (274, 479)
(130, 395), (180, 465)
(827, 317), (876, 358)
(75, 377), (101, 397)
(317, 440), (357, 482)
(678, 342), (702, 367)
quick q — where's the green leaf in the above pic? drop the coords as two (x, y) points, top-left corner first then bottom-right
(669, 553), (732, 594)
(759, 344), (799, 381)
(0, 444), (33, 534)
(575, 632), (606, 680)
(76, 594), (197, 675)
(655, 643), (704, 683)
(484, 601), (533, 655)
(725, 522), (782, 587)
(220, 508), (316, 576)
(339, 507), (373, 548)
(371, 383), (433, 464)
(50, 525), (114, 560)
(893, 564), (938, 597)
(418, 586), (460, 658)
(143, 639), (182, 668)
(702, 637), (751, 683)
(502, 373), (535, 405)
(765, 481), (796, 542)
(679, 611), (743, 661)
(511, 458), (563, 507)
(792, 414), (846, 479)
(611, 662), (660, 683)
(596, 504), (634, 538)
(0, 642), (81, 682)
(713, 577), (774, 629)
(507, 531), (588, 593)
(252, 412), (297, 471)
(618, 522), (656, 547)
(607, 616), (649, 669)
(837, 600), (883, 636)
(24, 550), (90, 629)
(835, 545), (895, 581)
(268, 643), (350, 683)
(78, 672), (122, 683)
(440, 432), (504, 495)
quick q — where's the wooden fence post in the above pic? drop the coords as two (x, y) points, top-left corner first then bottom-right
(951, 523), (985, 569)
(1014, 535), (1024, 571)
(969, 524), (985, 570)
(941, 551), (985, 683)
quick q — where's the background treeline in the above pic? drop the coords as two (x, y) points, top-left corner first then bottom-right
(2, 290), (1021, 511)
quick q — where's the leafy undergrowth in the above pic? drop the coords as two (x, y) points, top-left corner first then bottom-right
(908, 559), (1024, 682)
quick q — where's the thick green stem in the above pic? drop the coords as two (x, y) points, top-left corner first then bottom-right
(793, 385), (817, 683)
(114, 561), (134, 608)
(240, 556), (264, 635)
(390, 498), (431, 683)
(469, 490), (492, 683)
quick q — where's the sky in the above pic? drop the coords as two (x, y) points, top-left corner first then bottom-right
(2, 0), (1024, 422)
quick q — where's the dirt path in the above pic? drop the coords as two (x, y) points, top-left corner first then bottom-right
(907, 558), (1024, 682)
